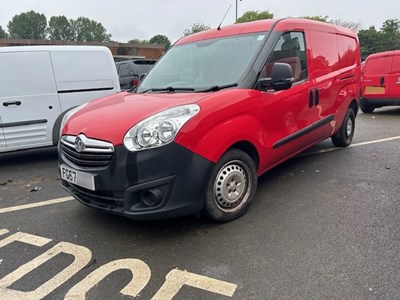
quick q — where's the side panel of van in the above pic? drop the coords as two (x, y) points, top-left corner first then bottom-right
(50, 49), (118, 112)
(0, 118), (5, 149)
(0, 51), (62, 151)
(388, 54), (400, 98)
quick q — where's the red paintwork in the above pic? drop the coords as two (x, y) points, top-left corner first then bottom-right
(63, 18), (361, 177)
(62, 91), (209, 144)
(362, 50), (400, 99)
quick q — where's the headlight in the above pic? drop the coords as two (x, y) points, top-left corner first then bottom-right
(124, 104), (200, 151)
(59, 103), (88, 136)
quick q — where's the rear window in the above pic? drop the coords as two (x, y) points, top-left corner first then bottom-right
(133, 61), (156, 75)
(365, 56), (393, 76)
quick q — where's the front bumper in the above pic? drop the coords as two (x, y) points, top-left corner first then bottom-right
(59, 142), (214, 220)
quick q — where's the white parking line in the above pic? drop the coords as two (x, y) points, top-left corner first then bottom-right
(0, 197), (74, 214)
(300, 135), (400, 156)
(350, 135), (400, 147)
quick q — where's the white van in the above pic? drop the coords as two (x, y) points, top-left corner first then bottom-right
(0, 46), (120, 153)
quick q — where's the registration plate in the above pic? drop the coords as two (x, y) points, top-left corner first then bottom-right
(60, 164), (95, 191)
(365, 86), (385, 94)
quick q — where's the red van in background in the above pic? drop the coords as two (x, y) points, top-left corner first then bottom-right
(361, 50), (400, 113)
(59, 18), (361, 222)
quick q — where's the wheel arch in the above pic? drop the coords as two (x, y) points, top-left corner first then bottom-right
(228, 141), (260, 172)
(51, 106), (78, 146)
(349, 98), (359, 117)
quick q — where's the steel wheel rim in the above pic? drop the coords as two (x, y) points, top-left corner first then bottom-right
(213, 160), (252, 213)
(346, 117), (353, 137)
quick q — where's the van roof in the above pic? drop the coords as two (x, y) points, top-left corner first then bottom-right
(366, 50), (400, 60)
(176, 18), (358, 45)
(0, 45), (110, 53)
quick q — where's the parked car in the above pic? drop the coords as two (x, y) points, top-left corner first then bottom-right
(0, 46), (120, 153)
(115, 59), (156, 90)
(59, 18), (361, 222)
(360, 50), (400, 113)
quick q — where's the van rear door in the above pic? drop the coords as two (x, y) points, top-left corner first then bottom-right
(0, 51), (61, 151)
(362, 54), (393, 98)
(388, 54), (400, 98)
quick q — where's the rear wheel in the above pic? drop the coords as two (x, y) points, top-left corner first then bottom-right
(360, 101), (375, 113)
(331, 108), (355, 147)
(203, 149), (257, 222)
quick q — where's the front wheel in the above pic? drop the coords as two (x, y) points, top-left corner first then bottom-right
(203, 149), (257, 222)
(331, 108), (355, 147)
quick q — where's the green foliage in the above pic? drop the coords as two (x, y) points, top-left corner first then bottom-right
(128, 38), (149, 44)
(0, 25), (8, 39)
(381, 19), (400, 35)
(183, 23), (211, 36)
(149, 34), (171, 51)
(47, 16), (74, 41)
(71, 17), (111, 42)
(8, 10), (47, 39)
(359, 19), (400, 60)
(236, 10), (274, 23)
(302, 15), (329, 22)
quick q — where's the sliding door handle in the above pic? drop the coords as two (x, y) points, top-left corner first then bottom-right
(309, 90), (314, 108)
(3, 101), (22, 107)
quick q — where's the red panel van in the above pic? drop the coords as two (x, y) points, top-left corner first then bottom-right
(59, 18), (361, 222)
(360, 50), (400, 113)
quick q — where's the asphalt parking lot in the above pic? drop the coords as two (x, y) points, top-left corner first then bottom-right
(0, 108), (399, 299)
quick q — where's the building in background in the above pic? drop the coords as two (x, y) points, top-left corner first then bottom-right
(0, 39), (164, 60)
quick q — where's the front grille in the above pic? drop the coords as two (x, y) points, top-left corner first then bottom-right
(61, 134), (114, 168)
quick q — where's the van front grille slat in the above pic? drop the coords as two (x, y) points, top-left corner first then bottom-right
(60, 135), (114, 168)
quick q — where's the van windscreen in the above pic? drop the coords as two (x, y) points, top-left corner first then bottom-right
(137, 33), (266, 93)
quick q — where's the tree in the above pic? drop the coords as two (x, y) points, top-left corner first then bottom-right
(236, 10), (274, 23)
(183, 23), (211, 36)
(302, 15), (329, 22)
(380, 19), (400, 52)
(149, 34), (171, 50)
(47, 16), (74, 41)
(332, 19), (362, 32)
(381, 19), (400, 35)
(127, 38), (149, 44)
(71, 17), (111, 42)
(0, 26), (8, 39)
(8, 10), (47, 39)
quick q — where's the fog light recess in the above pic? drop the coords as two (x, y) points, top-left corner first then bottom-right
(140, 188), (163, 207)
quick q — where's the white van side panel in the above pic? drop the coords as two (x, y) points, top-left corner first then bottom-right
(0, 117), (5, 149)
(0, 46), (120, 153)
(0, 51), (61, 151)
(50, 49), (119, 111)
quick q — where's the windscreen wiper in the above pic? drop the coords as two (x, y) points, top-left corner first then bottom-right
(196, 83), (238, 92)
(142, 86), (195, 93)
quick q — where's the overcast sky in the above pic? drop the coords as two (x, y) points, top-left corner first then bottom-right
(1, 0), (399, 43)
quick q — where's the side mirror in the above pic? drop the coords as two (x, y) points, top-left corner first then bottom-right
(258, 62), (293, 91)
(139, 73), (147, 82)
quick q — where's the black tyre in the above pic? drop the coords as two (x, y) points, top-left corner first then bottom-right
(331, 108), (355, 147)
(203, 149), (257, 222)
(360, 101), (375, 113)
